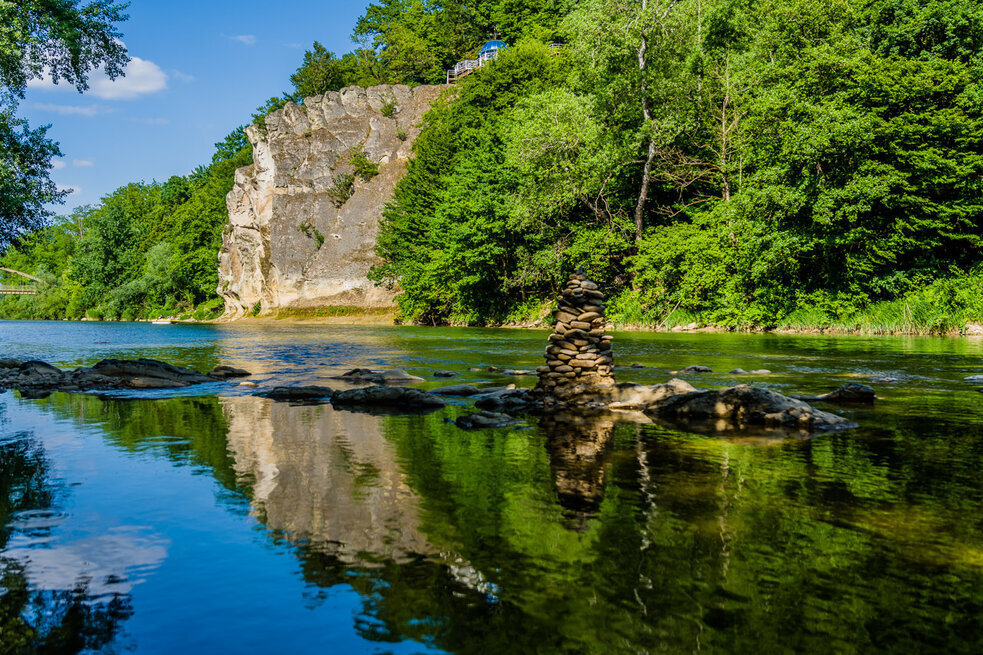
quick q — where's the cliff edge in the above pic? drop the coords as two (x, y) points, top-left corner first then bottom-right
(217, 84), (446, 319)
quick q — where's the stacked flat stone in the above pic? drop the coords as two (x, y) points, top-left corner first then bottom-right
(536, 272), (616, 398)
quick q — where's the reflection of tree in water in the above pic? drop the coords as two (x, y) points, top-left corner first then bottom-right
(538, 412), (616, 529)
(0, 431), (133, 654)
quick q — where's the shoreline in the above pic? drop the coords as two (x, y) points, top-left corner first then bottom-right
(3, 314), (982, 338)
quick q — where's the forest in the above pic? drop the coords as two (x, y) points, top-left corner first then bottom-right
(2, 0), (982, 331)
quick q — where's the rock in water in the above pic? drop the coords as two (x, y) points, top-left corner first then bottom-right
(535, 272), (616, 402)
(208, 365), (252, 379)
(328, 369), (425, 384)
(259, 386), (334, 401)
(648, 385), (856, 431)
(331, 385), (446, 410)
(455, 411), (522, 429)
(794, 382), (876, 404)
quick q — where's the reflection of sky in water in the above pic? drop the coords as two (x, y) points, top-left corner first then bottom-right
(4, 525), (168, 597)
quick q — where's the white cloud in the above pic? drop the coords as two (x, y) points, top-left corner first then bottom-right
(56, 184), (82, 195)
(52, 159), (67, 170)
(171, 69), (196, 83)
(72, 159), (94, 168)
(32, 102), (110, 116)
(27, 56), (168, 100)
(229, 34), (256, 46)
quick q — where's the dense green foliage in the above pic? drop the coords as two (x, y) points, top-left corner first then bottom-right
(3, 0), (981, 331)
(0, 0), (129, 247)
(0, 133), (251, 320)
(366, 0), (983, 331)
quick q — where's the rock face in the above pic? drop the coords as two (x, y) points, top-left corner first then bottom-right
(536, 272), (617, 401)
(218, 84), (447, 318)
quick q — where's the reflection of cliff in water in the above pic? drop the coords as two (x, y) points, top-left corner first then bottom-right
(221, 397), (432, 563)
(539, 412), (616, 529)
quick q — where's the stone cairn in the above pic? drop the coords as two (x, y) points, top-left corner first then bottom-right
(536, 271), (616, 401)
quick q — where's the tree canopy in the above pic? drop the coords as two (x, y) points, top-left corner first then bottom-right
(0, 0), (129, 248)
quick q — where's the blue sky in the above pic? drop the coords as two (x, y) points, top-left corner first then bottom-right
(23, 0), (370, 210)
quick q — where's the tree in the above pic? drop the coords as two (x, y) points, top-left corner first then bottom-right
(0, 0), (129, 248)
(0, 111), (65, 248)
(289, 42), (357, 99)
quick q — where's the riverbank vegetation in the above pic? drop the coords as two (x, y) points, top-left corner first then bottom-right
(367, 0), (983, 334)
(0, 132), (251, 320)
(2, 0), (981, 333)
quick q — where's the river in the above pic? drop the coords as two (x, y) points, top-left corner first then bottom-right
(1, 320), (982, 653)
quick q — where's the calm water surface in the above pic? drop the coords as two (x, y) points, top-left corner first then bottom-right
(1, 320), (982, 653)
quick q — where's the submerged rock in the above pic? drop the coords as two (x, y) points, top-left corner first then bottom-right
(606, 379), (699, 409)
(87, 359), (213, 385)
(208, 365), (252, 379)
(455, 411), (522, 429)
(0, 357), (219, 392)
(259, 386), (334, 401)
(433, 370), (458, 378)
(679, 365), (713, 373)
(647, 384), (856, 431)
(795, 383), (876, 404)
(430, 384), (483, 396)
(331, 385), (446, 410)
(329, 368), (425, 384)
(473, 388), (536, 413)
(964, 374), (983, 382)
(729, 368), (750, 375)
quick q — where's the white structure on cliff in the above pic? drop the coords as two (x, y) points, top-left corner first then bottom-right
(446, 39), (507, 84)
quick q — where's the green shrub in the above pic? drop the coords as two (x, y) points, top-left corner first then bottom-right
(380, 94), (398, 117)
(350, 149), (379, 181)
(326, 173), (355, 206)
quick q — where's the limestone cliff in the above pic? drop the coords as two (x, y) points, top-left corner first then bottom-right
(218, 84), (446, 318)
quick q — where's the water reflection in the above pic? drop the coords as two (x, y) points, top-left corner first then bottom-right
(6, 376), (983, 653)
(0, 429), (136, 652)
(221, 397), (433, 563)
(539, 412), (617, 528)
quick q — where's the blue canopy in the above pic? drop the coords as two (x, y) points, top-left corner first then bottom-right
(480, 40), (508, 54)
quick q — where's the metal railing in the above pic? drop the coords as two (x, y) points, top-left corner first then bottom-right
(446, 44), (565, 84)
(0, 286), (37, 295)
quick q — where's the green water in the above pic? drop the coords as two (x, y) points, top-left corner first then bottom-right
(1, 321), (981, 652)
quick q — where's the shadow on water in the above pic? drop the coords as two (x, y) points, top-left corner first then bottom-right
(2, 320), (983, 653)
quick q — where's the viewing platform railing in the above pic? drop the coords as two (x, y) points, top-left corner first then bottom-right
(446, 44), (565, 84)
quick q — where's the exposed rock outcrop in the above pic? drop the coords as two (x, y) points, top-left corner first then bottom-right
(218, 84), (447, 318)
(0, 358), (223, 393)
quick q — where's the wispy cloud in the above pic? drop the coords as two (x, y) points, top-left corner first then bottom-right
(284, 42), (304, 49)
(52, 159), (67, 170)
(171, 70), (196, 83)
(32, 102), (111, 116)
(28, 55), (168, 100)
(229, 34), (256, 46)
(56, 184), (82, 195)
(72, 159), (94, 168)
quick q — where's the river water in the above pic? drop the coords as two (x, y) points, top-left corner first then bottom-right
(1, 320), (981, 653)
